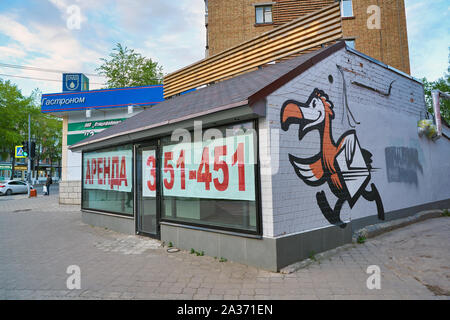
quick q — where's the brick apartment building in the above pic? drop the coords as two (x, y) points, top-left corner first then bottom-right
(205, 0), (410, 74)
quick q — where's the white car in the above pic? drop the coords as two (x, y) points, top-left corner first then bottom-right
(0, 180), (33, 196)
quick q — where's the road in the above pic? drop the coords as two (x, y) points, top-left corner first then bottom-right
(0, 184), (59, 200)
(0, 194), (448, 300)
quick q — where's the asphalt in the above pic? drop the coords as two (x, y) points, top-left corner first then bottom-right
(0, 194), (449, 300)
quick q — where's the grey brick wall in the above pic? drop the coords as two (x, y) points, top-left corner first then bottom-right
(265, 48), (450, 237)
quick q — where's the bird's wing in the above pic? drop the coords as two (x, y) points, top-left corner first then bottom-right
(335, 131), (371, 201)
(289, 154), (325, 186)
(338, 131), (357, 168)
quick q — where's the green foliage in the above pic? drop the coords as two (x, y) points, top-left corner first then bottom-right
(357, 235), (366, 244)
(0, 82), (62, 175)
(422, 48), (450, 124)
(308, 251), (316, 261)
(219, 257), (227, 263)
(0, 80), (34, 158)
(442, 209), (450, 217)
(190, 248), (205, 256)
(97, 43), (164, 88)
(168, 242), (173, 248)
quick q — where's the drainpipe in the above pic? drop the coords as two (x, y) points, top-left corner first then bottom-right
(431, 90), (450, 140)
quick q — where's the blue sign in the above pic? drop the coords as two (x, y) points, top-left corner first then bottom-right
(63, 73), (89, 92)
(41, 85), (164, 113)
(15, 146), (26, 158)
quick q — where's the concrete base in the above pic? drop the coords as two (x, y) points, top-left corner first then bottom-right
(81, 210), (135, 235)
(77, 197), (449, 271)
(161, 223), (277, 271)
(59, 180), (81, 205)
(351, 198), (450, 231)
(161, 199), (450, 272)
(160, 223), (350, 272)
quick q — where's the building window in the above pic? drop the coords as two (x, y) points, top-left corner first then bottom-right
(160, 121), (260, 234)
(345, 39), (356, 49)
(255, 5), (272, 24)
(341, 0), (353, 18)
(82, 144), (134, 216)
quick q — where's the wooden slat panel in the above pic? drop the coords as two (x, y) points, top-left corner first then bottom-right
(168, 16), (341, 91)
(163, 3), (342, 98)
(273, 0), (335, 26)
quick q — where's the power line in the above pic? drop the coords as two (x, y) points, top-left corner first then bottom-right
(0, 62), (104, 77)
(0, 73), (106, 85)
(0, 62), (165, 81)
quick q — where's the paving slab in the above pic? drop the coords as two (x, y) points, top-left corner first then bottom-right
(0, 195), (449, 300)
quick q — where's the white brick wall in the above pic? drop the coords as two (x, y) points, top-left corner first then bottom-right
(265, 48), (450, 237)
(59, 180), (81, 205)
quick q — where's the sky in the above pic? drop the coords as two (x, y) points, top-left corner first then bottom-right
(0, 0), (448, 97)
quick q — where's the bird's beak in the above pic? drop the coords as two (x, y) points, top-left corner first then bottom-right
(281, 103), (303, 131)
(281, 102), (321, 132)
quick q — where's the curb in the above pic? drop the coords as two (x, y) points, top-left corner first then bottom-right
(279, 208), (448, 274)
(279, 243), (356, 274)
(352, 209), (446, 243)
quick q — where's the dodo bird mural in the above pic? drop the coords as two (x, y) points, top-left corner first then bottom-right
(280, 89), (385, 228)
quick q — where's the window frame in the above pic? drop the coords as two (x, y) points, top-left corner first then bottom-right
(345, 39), (356, 49)
(159, 119), (263, 237)
(340, 0), (354, 18)
(255, 5), (273, 25)
(81, 143), (135, 218)
(80, 120), (263, 238)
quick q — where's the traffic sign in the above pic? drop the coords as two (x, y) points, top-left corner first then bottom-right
(15, 146), (27, 158)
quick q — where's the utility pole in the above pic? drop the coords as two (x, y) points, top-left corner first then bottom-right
(27, 113), (31, 197)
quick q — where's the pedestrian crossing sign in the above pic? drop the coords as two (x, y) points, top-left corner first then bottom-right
(15, 146), (26, 158)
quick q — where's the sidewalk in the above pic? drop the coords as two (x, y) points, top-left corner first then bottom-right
(0, 195), (448, 300)
(0, 191), (74, 213)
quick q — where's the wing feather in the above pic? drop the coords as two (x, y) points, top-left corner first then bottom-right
(339, 132), (356, 167)
(289, 155), (324, 185)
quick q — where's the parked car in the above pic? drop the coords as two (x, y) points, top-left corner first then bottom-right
(0, 180), (34, 196)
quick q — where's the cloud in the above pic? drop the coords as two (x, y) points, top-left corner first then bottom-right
(1, 0), (445, 98)
(405, 0), (450, 80)
(0, 1), (207, 95)
(0, 45), (27, 60)
(0, 11), (106, 94)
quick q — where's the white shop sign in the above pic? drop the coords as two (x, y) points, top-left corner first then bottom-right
(83, 150), (132, 192)
(157, 133), (256, 201)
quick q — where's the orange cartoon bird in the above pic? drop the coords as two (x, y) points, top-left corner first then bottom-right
(280, 89), (384, 228)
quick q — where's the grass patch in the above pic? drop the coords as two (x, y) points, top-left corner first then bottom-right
(357, 235), (366, 244)
(190, 248), (205, 256)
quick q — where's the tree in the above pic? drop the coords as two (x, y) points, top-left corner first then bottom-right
(0, 81), (62, 180)
(31, 111), (62, 178)
(0, 79), (38, 177)
(423, 48), (450, 124)
(97, 43), (164, 88)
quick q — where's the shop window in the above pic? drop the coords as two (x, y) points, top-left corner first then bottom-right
(341, 0), (353, 18)
(82, 144), (134, 216)
(255, 5), (272, 24)
(160, 121), (259, 234)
